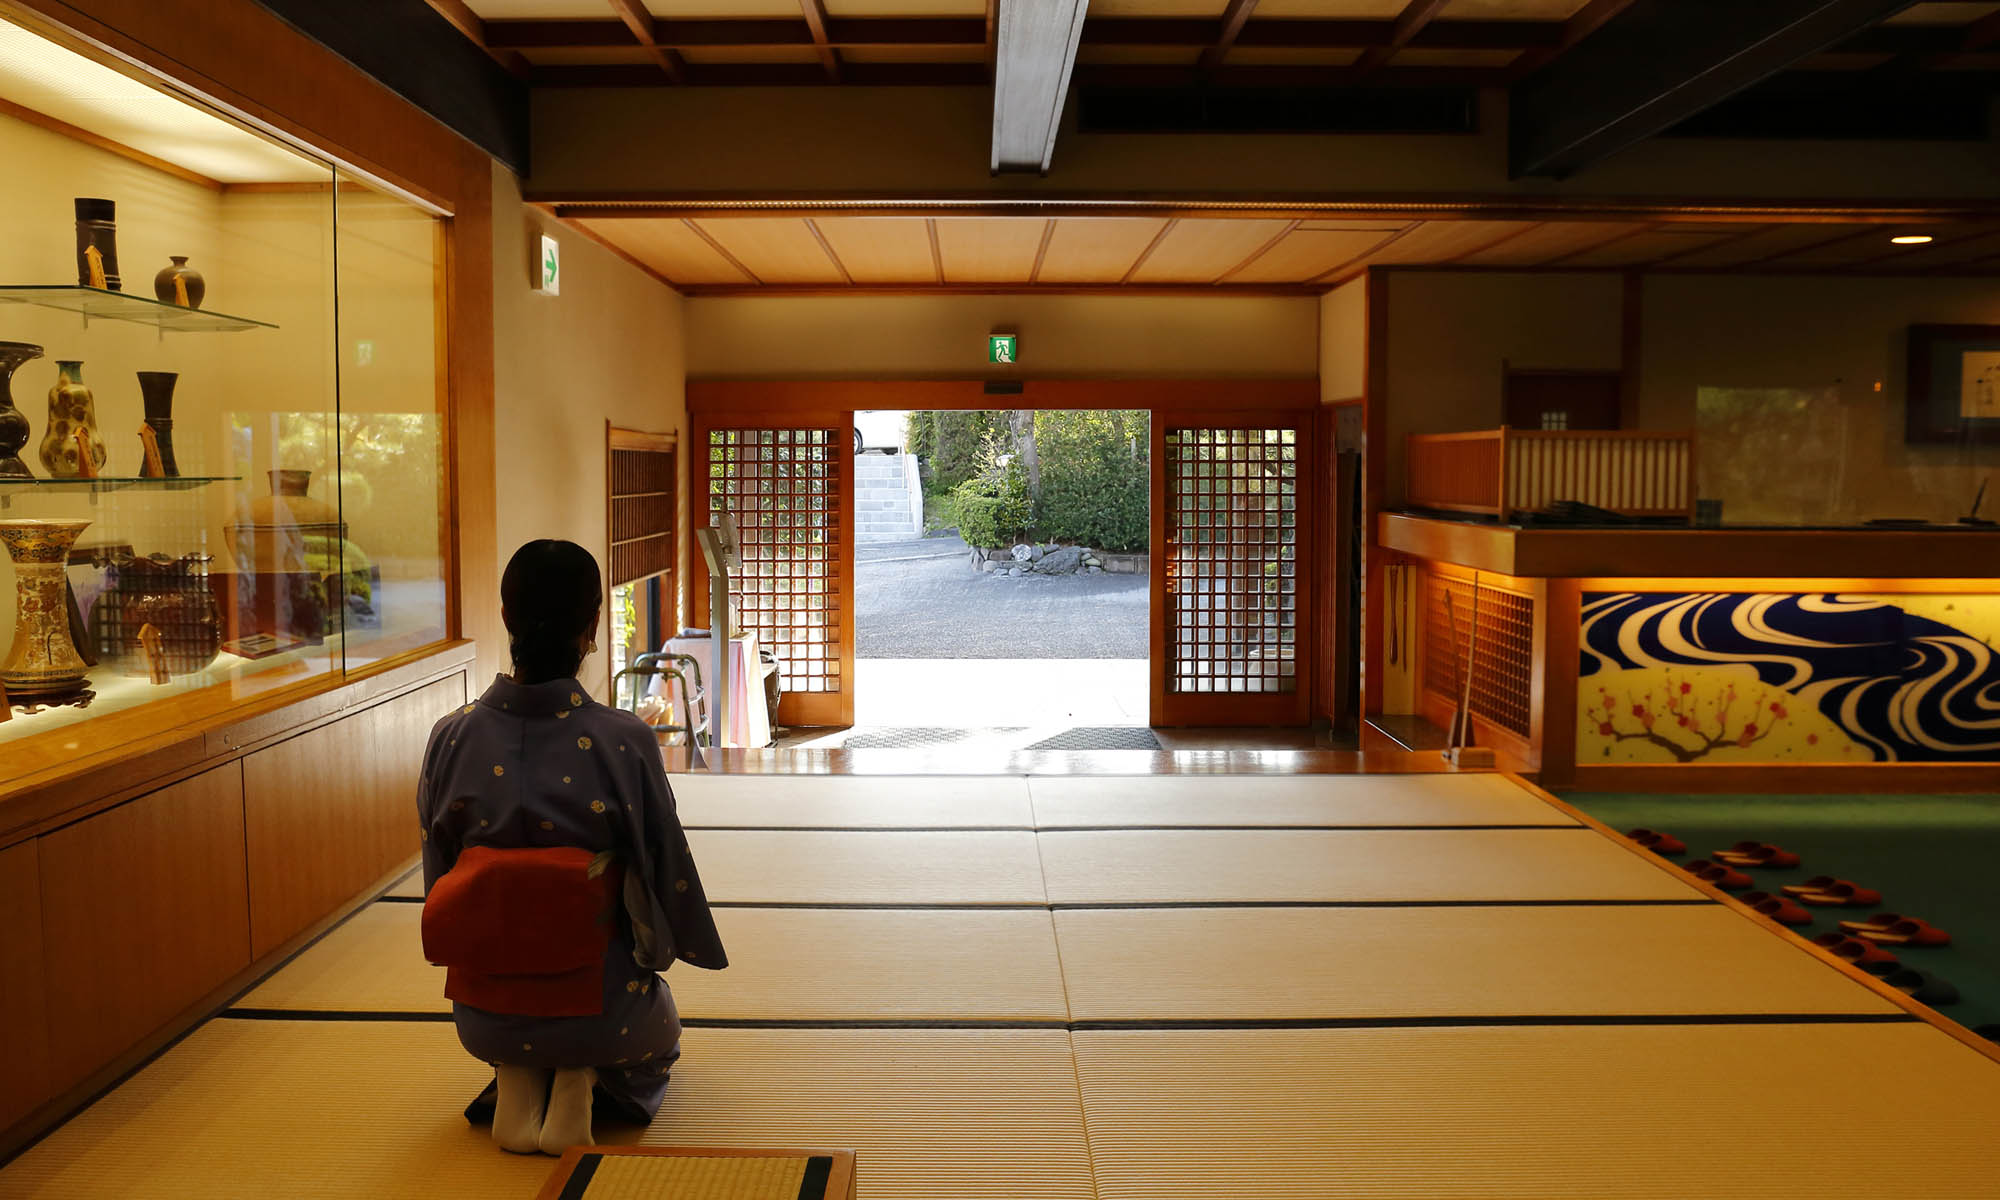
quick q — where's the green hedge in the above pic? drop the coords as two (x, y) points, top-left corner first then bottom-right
(1032, 409), (1149, 552)
(941, 446), (1033, 549)
(907, 410), (1004, 497)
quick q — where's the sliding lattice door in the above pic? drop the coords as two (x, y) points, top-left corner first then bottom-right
(694, 419), (854, 726)
(1152, 415), (1313, 725)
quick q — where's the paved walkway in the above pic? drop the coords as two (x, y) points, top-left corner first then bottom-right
(856, 536), (1147, 659)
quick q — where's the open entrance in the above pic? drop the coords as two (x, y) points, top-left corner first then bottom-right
(686, 381), (1338, 750)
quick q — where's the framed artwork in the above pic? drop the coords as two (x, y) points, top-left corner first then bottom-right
(1907, 324), (2000, 443)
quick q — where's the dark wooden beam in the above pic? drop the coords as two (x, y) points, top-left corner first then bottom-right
(608, 0), (686, 83)
(1507, 0), (1641, 81)
(1509, 0), (1915, 179)
(1872, 7), (2000, 71)
(798, 0), (844, 83)
(1348, 0), (1450, 82)
(420, 0), (530, 77)
(1199, 0), (1260, 75)
(992, 0), (1091, 173)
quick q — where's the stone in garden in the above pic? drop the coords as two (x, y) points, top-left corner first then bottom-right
(1011, 543), (1034, 562)
(1037, 546), (1084, 575)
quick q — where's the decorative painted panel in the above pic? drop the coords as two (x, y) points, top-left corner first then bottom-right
(1578, 592), (2000, 764)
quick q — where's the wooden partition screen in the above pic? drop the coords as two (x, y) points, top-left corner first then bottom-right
(1405, 428), (1695, 520)
(1152, 414), (1313, 726)
(693, 421), (855, 726)
(1418, 566), (1539, 762)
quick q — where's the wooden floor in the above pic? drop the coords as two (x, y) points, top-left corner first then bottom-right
(4, 761), (1998, 1198)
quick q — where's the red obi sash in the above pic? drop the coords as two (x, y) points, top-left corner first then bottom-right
(421, 846), (623, 1018)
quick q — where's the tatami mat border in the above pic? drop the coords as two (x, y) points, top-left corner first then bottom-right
(677, 823), (1590, 833)
(377, 896), (1721, 910)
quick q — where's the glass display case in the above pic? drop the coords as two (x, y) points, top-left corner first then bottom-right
(0, 13), (450, 771)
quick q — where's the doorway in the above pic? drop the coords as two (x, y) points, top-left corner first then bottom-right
(688, 381), (1322, 743)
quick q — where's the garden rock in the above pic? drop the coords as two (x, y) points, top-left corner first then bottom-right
(1035, 546), (1085, 575)
(1011, 543), (1038, 563)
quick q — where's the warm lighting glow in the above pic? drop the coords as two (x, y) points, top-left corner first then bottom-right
(1891, 235), (1935, 245)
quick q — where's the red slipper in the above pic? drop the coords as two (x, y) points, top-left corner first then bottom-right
(1684, 860), (1754, 891)
(1626, 829), (1686, 855)
(1781, 876), (1841, 898)
(1838, 912), (1909, 934)
(1752, 896), (1813, 925)
(1811, 932), (1899, 966)
(1853, 918), (1951, 947)
(1712, 842), (1801, 868)
(1796, 881), (1883, 907)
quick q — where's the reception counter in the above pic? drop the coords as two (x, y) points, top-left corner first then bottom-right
(1377, 513), (2000, 791)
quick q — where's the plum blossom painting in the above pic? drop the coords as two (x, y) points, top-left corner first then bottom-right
(1578, 592), (2000, 764)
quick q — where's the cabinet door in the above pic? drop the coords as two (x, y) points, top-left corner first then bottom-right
(0, 839), (50, 1131)
(242, 676), (463, 957)
(40, 767), (250, 1095)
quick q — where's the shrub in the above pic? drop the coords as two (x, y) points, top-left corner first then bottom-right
(910, 410), (1005, 497)
(1033, 409), (1150, 552)
(942, 443), (1033, 548)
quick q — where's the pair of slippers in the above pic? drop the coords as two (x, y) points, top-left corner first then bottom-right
(1712, 841), (1801, 868)
(1738, 890), (1812, 925)
(1839, 912), (1952, 946)
(1683, 859), (1754, 890)
(1778, 876), (1883, 907)
(1813, 932), (1898, 965)
(1858, 960), (1960, 1005)
(1625, 828), (1685, 856)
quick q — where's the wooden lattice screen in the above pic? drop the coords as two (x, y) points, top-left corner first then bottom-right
(1163, 427), (1300, 696)
(1422, 572), (1534, 739)
(704, 427), (841, 696)
(607, 430), (676, 587)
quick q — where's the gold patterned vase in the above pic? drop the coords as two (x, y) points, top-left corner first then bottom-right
(39, 361), (107, 478)
(0, 519), (93, 700)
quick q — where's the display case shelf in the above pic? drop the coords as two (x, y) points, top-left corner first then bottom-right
(0, 474), (240, 507)
(0, 285), (277, 332)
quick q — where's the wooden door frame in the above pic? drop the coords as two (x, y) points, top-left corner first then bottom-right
(687, 404), (857, 727)
(688, 379), (1320, 728)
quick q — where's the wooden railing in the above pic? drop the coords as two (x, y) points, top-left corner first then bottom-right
(1406, 428), (1696, 520)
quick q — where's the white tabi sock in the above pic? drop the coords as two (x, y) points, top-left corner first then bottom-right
(491, 1065), (550, 1155)
(539, 1066), (597, 1155)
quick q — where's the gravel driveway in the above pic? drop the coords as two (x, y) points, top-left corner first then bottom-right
(856, 536), (1147, 658)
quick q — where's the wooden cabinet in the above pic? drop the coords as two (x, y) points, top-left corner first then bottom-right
(241, 675), (463, 957)
(39, 766), (251, 1096)
(0, 840), (50, 1130)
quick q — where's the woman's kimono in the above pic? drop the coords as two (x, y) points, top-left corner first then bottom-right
(417, 674), (727, 1123)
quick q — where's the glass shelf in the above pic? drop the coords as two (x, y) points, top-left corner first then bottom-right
(0, 474), (240, 508)
(0, 286), (277, 332)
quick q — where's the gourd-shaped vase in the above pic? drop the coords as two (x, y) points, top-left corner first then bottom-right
(0, 519), (93, 700)
(39, 361), (107, 478)
(0, 341), (39, 478)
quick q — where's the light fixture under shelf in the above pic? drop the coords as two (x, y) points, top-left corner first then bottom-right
(1890, 235), (1935, 245)
(0, 286), (277, 333)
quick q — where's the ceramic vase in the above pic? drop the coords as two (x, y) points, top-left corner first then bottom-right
(73, 198), (120, 292)
(0, 519), (93, 699)
(88, 552), (222, 677)
(152, 257), (205, 309)
(39, 362), (107, 478)
(136, 371), (180, 477)
(0, 342), (39, 479)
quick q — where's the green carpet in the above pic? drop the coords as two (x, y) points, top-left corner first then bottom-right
(1562, 793), (2000, 1035)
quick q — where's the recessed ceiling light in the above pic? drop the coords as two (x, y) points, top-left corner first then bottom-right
(1891, 235), (1935, 245)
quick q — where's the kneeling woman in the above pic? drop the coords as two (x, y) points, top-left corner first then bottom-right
(417, 539), (727, 1155)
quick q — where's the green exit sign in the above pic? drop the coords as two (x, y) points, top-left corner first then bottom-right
(989, 333), (1017, 364)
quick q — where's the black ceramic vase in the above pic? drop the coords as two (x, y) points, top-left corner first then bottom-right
(0, 342), (39, 478)
(136, 371), (181, 477)
(152, 257), (205, 309)
(73, 198), (120, 291)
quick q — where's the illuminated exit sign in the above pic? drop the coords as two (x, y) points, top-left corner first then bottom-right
(988, 333), (1017, 365)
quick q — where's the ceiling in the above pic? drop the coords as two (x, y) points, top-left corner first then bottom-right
(552, 210), (2000, 293)
(433, 0), (2000, 87)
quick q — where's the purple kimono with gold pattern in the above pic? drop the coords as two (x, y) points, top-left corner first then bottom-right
(417, 674), (727, 1122)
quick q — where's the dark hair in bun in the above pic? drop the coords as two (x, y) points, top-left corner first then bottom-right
(500, 539), (602, 685)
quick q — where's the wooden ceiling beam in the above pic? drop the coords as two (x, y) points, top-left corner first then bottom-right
(1507, 0), (1640, 81)
(1509, 0), (1912, 179)
(1873, 7), (2000, 72)
(991, 0), (1091, 173)
(421, 0), (529, 78)
(799, 0), (845, 83)
(608, 0), (686, 84)
(1199, 0), (1261, 75)
(1348, 0), (1451, 83)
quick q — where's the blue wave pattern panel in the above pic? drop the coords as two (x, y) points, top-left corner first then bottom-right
(1580, 593), (2000, 763)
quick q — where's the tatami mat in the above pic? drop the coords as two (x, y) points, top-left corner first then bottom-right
(387, 869), (423, 898)
(1053, 905), (1900, 1020)
(0, 1020), (1094, 1200)
(1072, 1023), (2000, 1198)
(1036, 829), (1701, 904)
(668, 774), (1034, 829)
(686, 830), (1048, 905)
(1027, 774), (1576, 829)
(240, 902), (1071, 1022)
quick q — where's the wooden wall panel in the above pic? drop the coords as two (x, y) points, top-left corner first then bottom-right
(39, 766), (250, 1095)
(242, 676), (465, 957)
(0, 840), (49, 1130)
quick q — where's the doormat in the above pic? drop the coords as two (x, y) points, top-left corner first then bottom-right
(837, 726), (1161, 751)
(536, 1146), (855, 1199)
